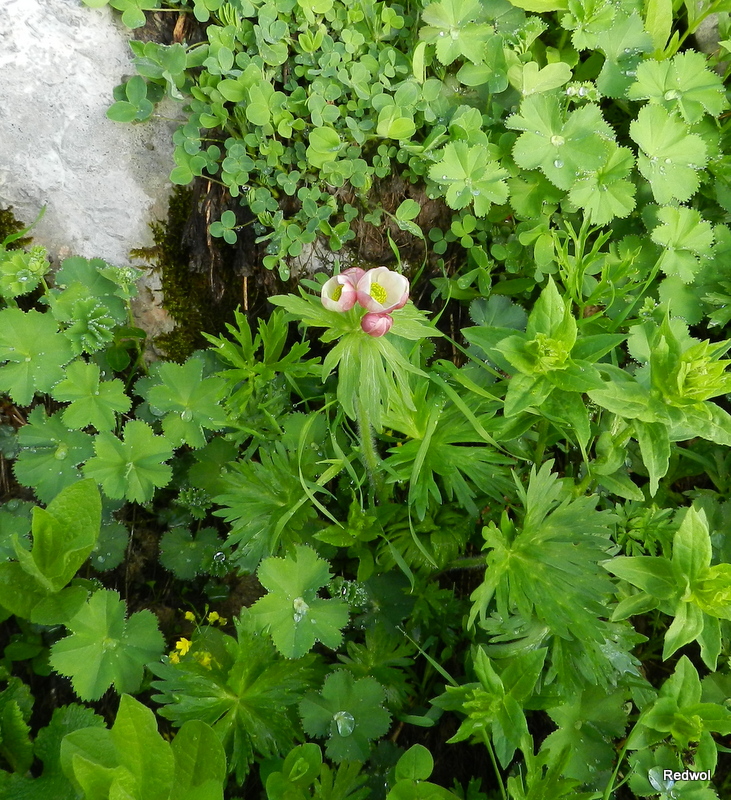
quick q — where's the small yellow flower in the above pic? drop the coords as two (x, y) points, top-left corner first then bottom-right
(184, 611), (196, 622)
(169, 652), (180, 664)
(175, 638), (192, 656)
(207, 611), (221, 624)
(195, 651), (213, 668)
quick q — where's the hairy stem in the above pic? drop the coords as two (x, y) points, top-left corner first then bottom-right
(356, 398), (386, 505)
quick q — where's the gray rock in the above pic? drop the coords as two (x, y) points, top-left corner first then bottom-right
(0, 0), (180, 268)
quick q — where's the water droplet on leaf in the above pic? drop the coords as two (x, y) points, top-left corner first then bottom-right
(333, 711), (355, 736)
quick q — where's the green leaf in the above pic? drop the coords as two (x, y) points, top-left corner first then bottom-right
(13, 407), (95, 504)
(112, 695), (175, 800)
(300, 671), (391, 762)
(151, 625), (312, 783)
(469, 461), (615, 642)
(60, 695), (178, 800)
(664, 600), (705, 660)
(508, 0), (566, 9)
(213, 445), (322, 572)
(0, 247), (48, 298)
(508, 96), (613, 190)
(172, 720), (227, 799)
(52, 360), (131, 431)
(16, 479), (102, 594)
(428, 141), (509, 216)
(542, 686), (629, 783)
(50, 589), (164, 700)
(0, 309), (75, 405)
(604, 556), (676, 600)
(595, 13), (653, 98)
(630, 104), (707, 204)
(514, 61), (572, 96)
(307, 127), (342, 169)
(672, 507), (712, 587)
(159, 527), (222, 580)
(628, 51), (727, 123)
(35, 703), (106, 777)
(644, 0), (672, 52)
(250, 546), (349, 658)
(419, 0), (495, 65)
(651, 206), (714, 284)
(567, 144), (636, 224)
(633, 419), (670, 497)
(141, 357), (228, 448)
(394, 745), (433, 782)
(83, 420), (173, 503)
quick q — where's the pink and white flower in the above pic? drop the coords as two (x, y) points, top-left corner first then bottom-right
(361, 312), (394, 337)
(356, 267), (409, 314)
(320, 267), (365, 312)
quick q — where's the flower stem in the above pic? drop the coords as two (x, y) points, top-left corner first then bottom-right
(356, 398), (386, 505)
(480, 730), (507, 800)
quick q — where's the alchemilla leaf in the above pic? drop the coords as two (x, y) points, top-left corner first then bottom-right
(83, 420), (173, 503)
(0, 309), (74, 406)
(50, 589), (164, 700)
(51, 360), (131, 432)
(141, 356), (228, 448)
(627, 51), (728, 124)
(507, 96), (613, 190)
(428, 142), (509, 216)
(630, 104), (707, 204)
(13, 407), (94, 504)
(419, 0), (494, 65)
(299, 671), (390, 762)
(651, 207), (714, 284)
(250, 545), (349, 658)
(568, 144), (636, 225)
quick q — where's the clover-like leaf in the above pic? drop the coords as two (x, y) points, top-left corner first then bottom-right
(299, 671), (391, 762)
(428, 142), (509, 216)
(50, 589), (164, 700)
(0, 309), (75, 406)
(51, 360), (131, 431)
(139, 356), (227, 448)
(568, 144), (636, 225)
(630, 104), (707, 204)
(628, 51), (728, 124)
(83, 420), (173, 503)
(651, 207), (714, 284)
(507, 95), (613, 190)
(13, 407), (95, 504)
(250, 545), (349, 659)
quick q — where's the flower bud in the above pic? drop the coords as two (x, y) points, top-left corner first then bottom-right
(361, 312), (393, 337)
(356, 267), (409, 313)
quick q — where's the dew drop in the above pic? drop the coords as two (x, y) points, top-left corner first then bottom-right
(553, 159), (564, 168)
(333, 711), (355, 736)
(664, 158), (671, 164)
(293, 596), (309, 623)
(213, 551), (226, 563)
(550, 135), (565, 147)
(181, 409), (193, 422)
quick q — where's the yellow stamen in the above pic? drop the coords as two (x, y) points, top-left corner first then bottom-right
(331, 284), (343, 301)
(370, 282), (387, 303)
